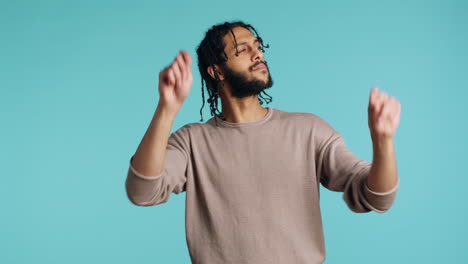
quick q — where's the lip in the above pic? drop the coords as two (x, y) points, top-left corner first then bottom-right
(252, 63), (267, 71)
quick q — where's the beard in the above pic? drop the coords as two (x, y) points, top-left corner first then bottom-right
(221, 61), (274, 98)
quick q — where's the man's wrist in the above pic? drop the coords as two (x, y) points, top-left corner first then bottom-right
(371, 135), (394, 149)
(156, 101), (180, 119)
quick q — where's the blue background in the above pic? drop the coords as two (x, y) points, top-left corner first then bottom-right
(1, 0), (466, 263)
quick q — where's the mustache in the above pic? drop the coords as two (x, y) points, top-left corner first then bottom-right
(249, 61), (268, 71)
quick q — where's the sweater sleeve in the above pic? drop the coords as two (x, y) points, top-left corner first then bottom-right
(315, 118), (398, 213)
(125, 125), (191, 206)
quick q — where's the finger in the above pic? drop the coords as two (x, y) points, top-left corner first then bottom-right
(391, 98), (401, 127)
(374, 89), (386, 113)
(180, 50), (192, 66)
(180, 51), (193, 82)
(176, 53), (187, 81)
(180, 51), (193, 84)
(374, 96), (386, 124)
(376, 91), (389, 117)
(370, 86), (379, 101)
(167, 68), (176, 86)
(393, 101), (401, 128)
(378, 90), (388, 104)
(171, 59), (183, 86)
(186, 65), (193, 84)
(370, 92), (384, 122)
(383, 97), (393, 120)
(379, 97), (397, 125)
(369, 86), (379, 110)
(387, 97), (400, 119)
(390, 96), (399, 113)
(159, 67), (167, 83)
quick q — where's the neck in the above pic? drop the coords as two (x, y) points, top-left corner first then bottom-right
(219, 94), (268, 123)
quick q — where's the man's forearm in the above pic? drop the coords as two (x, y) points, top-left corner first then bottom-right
(131, 103), (179, 177)
(366, 87), (401, 193)
(367, 138), (399, 193)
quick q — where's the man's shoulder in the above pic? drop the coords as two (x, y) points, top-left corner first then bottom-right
(273, 108), (338, 143)
(172, 122), (202, 134)
(171, 119), (216, 137)
(273, 108), (328, 126)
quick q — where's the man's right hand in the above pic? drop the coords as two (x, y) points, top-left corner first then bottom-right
(158, 50), (193, 113)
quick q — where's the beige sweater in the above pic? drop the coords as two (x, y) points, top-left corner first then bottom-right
(125, 107), (398, 264)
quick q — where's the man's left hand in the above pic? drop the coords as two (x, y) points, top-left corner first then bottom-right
(368, 86), (401, 142)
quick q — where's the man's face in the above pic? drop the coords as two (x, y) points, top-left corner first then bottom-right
(220, 27), (273, 98)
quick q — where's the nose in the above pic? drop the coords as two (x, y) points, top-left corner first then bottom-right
(252, 46), (264, 62)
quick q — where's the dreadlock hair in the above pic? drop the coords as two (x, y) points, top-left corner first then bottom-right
(196, 21), (273, 123)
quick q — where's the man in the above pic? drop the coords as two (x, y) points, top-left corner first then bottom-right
(125, 21), (400, 264)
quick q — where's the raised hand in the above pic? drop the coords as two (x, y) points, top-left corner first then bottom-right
(158, 50), (193, 112)
(368, 86), (401, 141)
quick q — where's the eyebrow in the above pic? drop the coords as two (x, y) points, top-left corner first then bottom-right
(233, 38), (260, 50)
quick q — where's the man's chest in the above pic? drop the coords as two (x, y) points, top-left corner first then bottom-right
(189, 129), (318, 203)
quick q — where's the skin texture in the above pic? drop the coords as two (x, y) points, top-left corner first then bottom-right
(131, 25), (401, 194)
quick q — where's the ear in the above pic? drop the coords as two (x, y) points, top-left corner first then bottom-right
(207, 65), (224, 81)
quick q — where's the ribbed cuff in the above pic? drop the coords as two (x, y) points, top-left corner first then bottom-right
(365, 177), (400, 196)
(129, 157), (163, 180)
